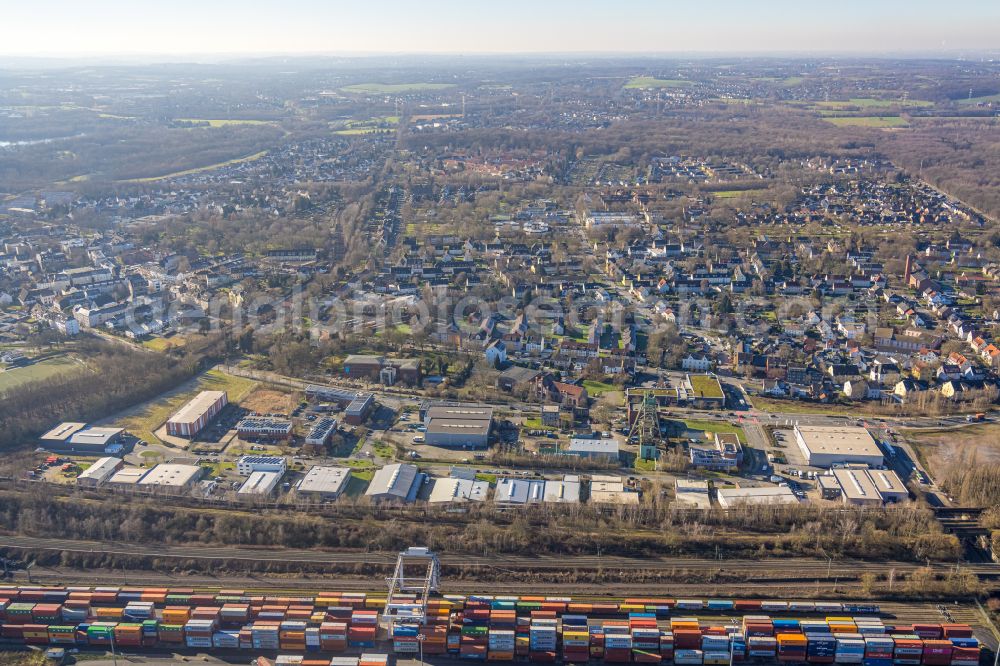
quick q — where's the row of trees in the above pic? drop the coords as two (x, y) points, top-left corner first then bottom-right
(0, 484), (959, 563)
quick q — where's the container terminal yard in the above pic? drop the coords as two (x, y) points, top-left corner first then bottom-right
(0, 549), (997, 666)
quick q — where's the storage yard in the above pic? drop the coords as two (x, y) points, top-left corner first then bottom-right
(0, 584), (996, 665)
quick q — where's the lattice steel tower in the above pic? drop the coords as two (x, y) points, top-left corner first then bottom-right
(628, 391), (661, 462)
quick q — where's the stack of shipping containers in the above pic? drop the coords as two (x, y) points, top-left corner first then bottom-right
(561, 614), (589, 664)
(0, 585), (990, 666)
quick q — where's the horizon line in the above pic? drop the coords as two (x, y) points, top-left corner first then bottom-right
(1, 48), (999, 62)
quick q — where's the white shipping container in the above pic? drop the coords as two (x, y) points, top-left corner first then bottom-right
(675, 649), (705, 665)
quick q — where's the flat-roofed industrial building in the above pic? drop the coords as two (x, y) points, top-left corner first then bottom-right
(674, 479), (711, 509)
(423, 405), (494, 449)
(794, 425), (884, 468)
(344, 393), (375, 425)
(236, 455), (287, 476)
(105, 467), (149, 490)
(818, 474), (842, 500)
(76, 456), (123, 487)
(565, 438), (619, 461)
(365, 463), (425, 502)
(427, 477), (489, 503)
(495, 478), (546, 506)
(868, 468), (908, 503)
(833, 467), (883, 507)
(136, 463), (203, 494)
(296, 466), (350, 501)
(238, 470), (283, 498)
(717, 485), (799, 508)
(40, 422), (127, 455)
(832, 467), (908, 505)
(305, 417), (338, 447)
(166, 391), (228, 438)
(40, 422), (87, 447)
(236, 417), (293, 442)
(543, 475), (581, 503)
(589, 475), (640, 505)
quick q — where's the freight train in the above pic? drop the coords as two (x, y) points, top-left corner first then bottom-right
(0, 586), (984, 665)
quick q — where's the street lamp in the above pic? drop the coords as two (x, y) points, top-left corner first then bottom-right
(417, 632), (425, 666)
(109, 626), (118, 666)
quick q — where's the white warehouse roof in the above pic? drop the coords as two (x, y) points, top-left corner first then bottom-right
(717, 485), (799, 508)
(297, 466), (350, 496)
(238, 470), (283, 495)
(427, 477), (489, 503)
(365, 463), (424, 502)
(794, 425), (883, 467)
(137, 463), (202, 488)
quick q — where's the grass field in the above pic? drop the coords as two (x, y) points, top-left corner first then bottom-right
(682, 419), (747, 444)
(410, 113), (463, 122)
(113, 369), (258, 446)
(123, 150), (269, 183)
(624, 76), (693, 89)
(711, 188), (769, 199)
(901, 422), (1000, 474)
(333, 115), (401, 135)
(634, 457), (657, 472)
(0, 354), (83, 392)
(334, 128), (383, 135)
(142, 335), (187, 351)
(748, 395), (855, 415)
(824, 116), (909, 128)
(958, 93), (1000, 105)
(817, 98), (933, 110)
(176, 118), (277, 127)
(241, 388), (294, 415)
(341, 82), (456, 94)
(583, 379), (617, 396)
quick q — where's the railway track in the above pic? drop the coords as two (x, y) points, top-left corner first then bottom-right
(9, 567), (864, 597)
(3, 535), (999, 579)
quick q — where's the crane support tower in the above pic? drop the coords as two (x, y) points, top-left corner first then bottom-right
(383, 546), (441, 627)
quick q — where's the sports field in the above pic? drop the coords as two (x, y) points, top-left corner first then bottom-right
(624, 76), (693, 89)
(0, 355), (84, 392)
(824, 116), (909, 128)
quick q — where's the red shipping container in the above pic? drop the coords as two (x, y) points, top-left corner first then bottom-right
(605, 647), (632, 663)
(529, 651), (556, 662)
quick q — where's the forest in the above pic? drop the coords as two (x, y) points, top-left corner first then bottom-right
(0, 338), (207, 451)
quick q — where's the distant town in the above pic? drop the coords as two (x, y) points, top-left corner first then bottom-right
(1, 53), (1000, 665)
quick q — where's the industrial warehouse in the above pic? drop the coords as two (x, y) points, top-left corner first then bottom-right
(165, 390), (229, 438)
(422, 404), (494, 449)
(296, 466), (351, 501)
(793, 425), (884, 468)
(39, 422), (130, 456)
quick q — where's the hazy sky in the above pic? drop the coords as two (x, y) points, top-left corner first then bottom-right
(5, 0), (1000, 56)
